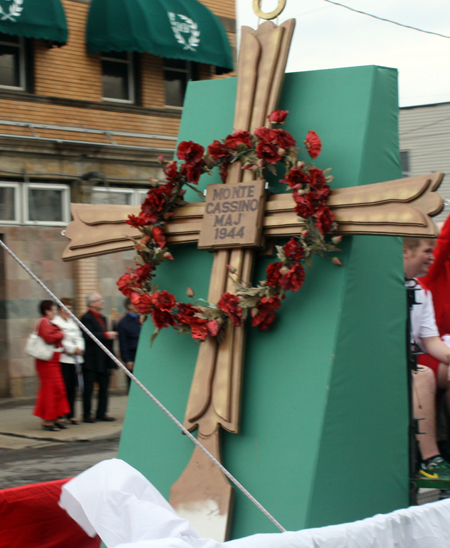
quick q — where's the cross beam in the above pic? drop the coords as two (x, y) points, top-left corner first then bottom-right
(62, 173), (443, 261)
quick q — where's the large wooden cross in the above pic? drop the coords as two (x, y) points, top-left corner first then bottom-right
(62, 7), (444, 543)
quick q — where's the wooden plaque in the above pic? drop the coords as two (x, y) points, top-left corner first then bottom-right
(197, 180), (267, 250)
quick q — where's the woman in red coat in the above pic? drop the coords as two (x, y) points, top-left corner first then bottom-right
(33, 300), (70, 431)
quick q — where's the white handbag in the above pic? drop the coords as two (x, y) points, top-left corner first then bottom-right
(25, 320), (55, 361)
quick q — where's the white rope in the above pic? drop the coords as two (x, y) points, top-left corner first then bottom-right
(0, 237), (286, 534)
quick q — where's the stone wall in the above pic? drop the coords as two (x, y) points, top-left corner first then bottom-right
(0, 226), (135, 397)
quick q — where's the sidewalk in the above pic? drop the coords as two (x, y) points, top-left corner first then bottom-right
(0, 393), (128, 449)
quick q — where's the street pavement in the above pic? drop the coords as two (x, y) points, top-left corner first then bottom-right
(0, 393), (128, 488)
(0, 392), (128, 449)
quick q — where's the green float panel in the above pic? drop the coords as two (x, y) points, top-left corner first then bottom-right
(118, 65), (408, 538)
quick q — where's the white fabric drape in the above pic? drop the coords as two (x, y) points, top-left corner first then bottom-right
(59, 459), (450, 548)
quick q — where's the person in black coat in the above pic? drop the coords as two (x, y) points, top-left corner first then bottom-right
(118, 298), (142, 391)
(80, 292), (118, 423)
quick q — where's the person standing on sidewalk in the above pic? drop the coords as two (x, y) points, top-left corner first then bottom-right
(80, 293), (118, 423)
(33, 300), (70, 431)
(53, 297), (84, 425)
(118, 298), (141, 392)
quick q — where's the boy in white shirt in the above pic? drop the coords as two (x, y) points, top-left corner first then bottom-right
(404, 237), (450, 479)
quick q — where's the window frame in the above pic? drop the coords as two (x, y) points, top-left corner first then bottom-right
(0, 34), (26, 91)
(92, 186), (137, 205)
(23, 183), (70, 226)
(400, 150), (410, 177)
(163, 59), (193, 108)
(101, 51), (135, 104)
(0, 181), (20, 224)
(137, 189), (150, 204)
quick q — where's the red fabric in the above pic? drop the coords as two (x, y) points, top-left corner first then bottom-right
(417, 352), (441, 378)
(91, 310), (106, 332)
(420, 217), (450, 336)
(0, 479), (100, 548)
(33, 359), (70, 422)
(38, 316), (64, 351)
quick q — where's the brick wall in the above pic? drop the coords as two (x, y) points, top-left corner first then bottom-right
(0, 0), (235, 148)
(0, 0), (236, 398)
(0, 226), (75, 397)
(0, 226), (135, 397)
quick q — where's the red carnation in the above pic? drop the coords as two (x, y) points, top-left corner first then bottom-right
(305, 130), (322, 159)
(131, 293), (154, 314)
(217, 292), (242, 327)
(152, 227), (166, 248)
(283, 238), (304, 261)
(164, 161), (179, 182)
(274, 129), (296, 149)
(283, 167), (311, 189)
(190, 319), (209, 340)
(279, 262), (305, 292)
(177, 303), (198, 324)
(268, 110), (289, 124)
(117, 272), (140, 297)
(208, 140), (232, 162)
(254, 127), (278, 143)
(293, 191), (316, 219)
(182, 161), (205, 184)
(140, 191), (166, 223)
(176, 303), (209, 340)
(266, 262), (283, 287)
(207, 320), (220, 337)
(314, 207), (335, 235)
(159, 182), (175, 197)
(152, 290), (176, 312)
(309, 168), (327, 191)
(126, 211), (154, 227)
(151, 307), (175, 329)
(177, 141), (205, 164)
(251, 296), (282, 331)
(134, 263), (154, 283)
(256, 141), (282, 165)
(224, 130), (253, 151)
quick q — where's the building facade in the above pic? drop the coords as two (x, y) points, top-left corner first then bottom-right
(0, 0), (235, 398)
(399, 102), (450, 223)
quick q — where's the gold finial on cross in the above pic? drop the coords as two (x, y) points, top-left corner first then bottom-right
(252, 0), (286, 20)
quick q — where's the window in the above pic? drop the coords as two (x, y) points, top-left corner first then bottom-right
(92, 187), (134, 205)
(164, 59), (193, 107)
(102, 51), (135, 103)
(0, 33), (25, 90)
(400, 151), (410, 177)
(93, 187), (149, 206)
(23, 184), (70, 226)
(0, 182), (20, 223)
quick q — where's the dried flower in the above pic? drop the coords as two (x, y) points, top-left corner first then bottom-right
(268, 110), (289, 124)
(186, 286), (195, 298)
(304, 130), (322, 159)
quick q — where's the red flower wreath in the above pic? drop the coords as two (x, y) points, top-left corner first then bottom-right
(117, 111), (342, 343)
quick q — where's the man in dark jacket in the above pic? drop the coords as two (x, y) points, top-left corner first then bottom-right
(80, 292), (118, 423)
(118, 298), (141, 392)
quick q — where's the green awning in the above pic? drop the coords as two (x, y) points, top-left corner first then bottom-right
(0, 0), (68, 45)
(86, 0), (233, 71)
